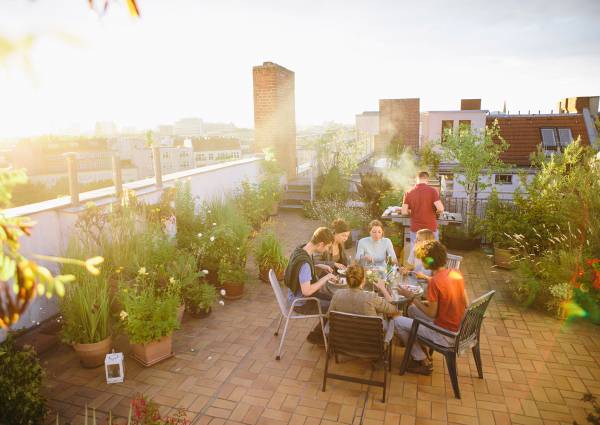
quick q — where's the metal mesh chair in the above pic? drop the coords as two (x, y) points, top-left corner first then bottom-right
(446, 254), (463, 270)
(269, 269), (327, 360)
(399, 290), (495, 399)
(322, 311), (393, 402)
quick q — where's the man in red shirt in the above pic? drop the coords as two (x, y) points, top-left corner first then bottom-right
(401, 171), (444, 252)
(394, 240), (468, 375)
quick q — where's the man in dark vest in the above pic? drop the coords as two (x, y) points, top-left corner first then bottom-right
(284, 227), (336, 344)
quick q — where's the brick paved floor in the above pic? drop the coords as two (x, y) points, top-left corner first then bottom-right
(42, 210), (600, 425)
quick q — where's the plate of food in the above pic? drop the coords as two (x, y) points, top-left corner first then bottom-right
(399, 284), (423, 294)
(327, 277), (348, 291)
(337, 268), (346, 275)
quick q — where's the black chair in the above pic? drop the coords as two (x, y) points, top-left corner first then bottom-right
(399, 290), (495, 399)
(322, 311), (394, 402)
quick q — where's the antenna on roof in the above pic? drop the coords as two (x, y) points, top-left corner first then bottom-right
(528, 110), (530, 114)
(518, 110), (521, 115)
(538, 110), (540, 114)
(551, 109), (553, 114)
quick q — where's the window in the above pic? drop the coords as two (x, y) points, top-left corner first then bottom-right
(494, 174), (513, 185)
(459, 120), (471, 132)
(541, 128), (573, 153)
(441, 120), (454, 143)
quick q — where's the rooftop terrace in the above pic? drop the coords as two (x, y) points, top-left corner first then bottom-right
(41, 210), (600, 425)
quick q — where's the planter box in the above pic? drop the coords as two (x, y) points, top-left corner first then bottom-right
(188, 307), (212, 319)
(131, 335), (174, 367)
(442, 235), (481, 251)
(74, 335), (112, 368)
(494, 246), (515, 269)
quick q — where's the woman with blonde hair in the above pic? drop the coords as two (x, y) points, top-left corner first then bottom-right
(401, 228), (435, 279)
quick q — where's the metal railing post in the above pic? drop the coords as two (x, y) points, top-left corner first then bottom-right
(112, 153), (123, 198)
(64, 152), (79, 207)
(151, 146), (163, 188)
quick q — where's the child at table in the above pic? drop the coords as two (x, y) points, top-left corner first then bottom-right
(401, 228), (435, 280)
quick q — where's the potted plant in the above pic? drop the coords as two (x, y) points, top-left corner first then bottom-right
(119, 278), (179, 367)
(483, 190), (518, 269)
(218, 258), (247, 300)
(356, 171), (393, 219)
(60, 272), (112, 368)
(254, 229), (288, 283)
(184, 280), (218, 318)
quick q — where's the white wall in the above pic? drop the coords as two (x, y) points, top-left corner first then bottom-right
(355, 113), (379, 136)
(443, 171), (535, 200)
(29, 168), (139, 187)
(0, 157), (264, 339)
(421, 110), (487, 148)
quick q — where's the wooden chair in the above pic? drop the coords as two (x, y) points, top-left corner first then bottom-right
(446, 254), (463, 270)
(269, 269), (327, 360)
(399, 290), (495, 399)
(322, 311), (394, 402)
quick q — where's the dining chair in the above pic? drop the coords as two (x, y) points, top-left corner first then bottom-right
(269, 269), (328, 360)
(399, 290), (495, 399)
(446, 254), (463, 270)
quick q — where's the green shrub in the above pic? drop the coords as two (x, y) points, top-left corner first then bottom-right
(119, 282), (180, 344)
(357, 171), (393, 219)
(317, 166), (349, 201)
(218, 258), (247, 286)
(184, 281), (218, 315)
(0, 335), (47, 425)
(303, 198), (369, 230)
(254, 228), (288, 272)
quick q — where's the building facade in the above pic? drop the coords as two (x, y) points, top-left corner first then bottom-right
(253, 61), (297, 176)
(377, 98), (420, 152)
(174, 118), (204, 138)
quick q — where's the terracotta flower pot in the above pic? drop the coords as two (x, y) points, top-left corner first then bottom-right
(494, 246), (515, 269)
(131, 334), (173, 367)
(73, 335), (112, 368)
(223, 282), (244, 300)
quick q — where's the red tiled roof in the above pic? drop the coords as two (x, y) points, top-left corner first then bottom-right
(487, 114), (590, 166)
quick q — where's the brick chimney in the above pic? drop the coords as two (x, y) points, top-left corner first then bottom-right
(460, 99), (482, 110)
(558, 96), (599, 115)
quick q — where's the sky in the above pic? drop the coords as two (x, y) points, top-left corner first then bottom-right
(1, 0), (599, 138)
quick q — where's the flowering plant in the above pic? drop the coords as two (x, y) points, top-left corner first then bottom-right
(131, 394), (189, 425)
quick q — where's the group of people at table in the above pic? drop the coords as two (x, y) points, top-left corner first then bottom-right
(283, 172), (468, 375)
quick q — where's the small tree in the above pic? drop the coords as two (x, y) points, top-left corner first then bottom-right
(419, 143), (441, 177)
(384, 134), (407, 168)
(439, 120), (509, 234)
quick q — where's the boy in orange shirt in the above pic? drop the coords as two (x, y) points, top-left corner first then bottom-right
(394, 240), (468, 375)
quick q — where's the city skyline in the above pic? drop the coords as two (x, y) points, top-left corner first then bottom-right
(1, 0), (599, 138)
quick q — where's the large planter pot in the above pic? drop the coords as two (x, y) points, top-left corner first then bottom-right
(442, 235), (481, 251)
(494, 246), (515, 269)
(222, 282), (244, 300)
(177, 304), (185, 324)
(258, 266), (284, 284)
(131, 334), (173, 367)
(73, 335), (112, 368)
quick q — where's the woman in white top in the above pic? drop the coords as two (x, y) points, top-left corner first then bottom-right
(356, 220), (397, 266)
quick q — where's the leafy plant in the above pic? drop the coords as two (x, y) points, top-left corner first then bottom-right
(317, 166), (349, 201)
(437, 120), (509, 235)
(574, 392), (600, 425)
(380, 190), (404, 210)
(235, 180), (266, 230)
(174, 180), (200, 250)
(119, 280), (179, 344)
(419, 143), (441, 177)
(0, 335), (47, 424)
(356, 171), (393, 219)
(218, 258), (247, 286)
(254, 229), (288, 272)
(482, 189), (522, 249)
(184, 281), (218, 315)
(303, 198), (370, 230)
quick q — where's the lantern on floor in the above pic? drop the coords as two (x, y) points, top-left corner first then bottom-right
(104, 350), (124, 384)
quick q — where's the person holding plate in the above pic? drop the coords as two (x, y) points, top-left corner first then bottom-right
(393, 240), (468, 375)
(356, 220), (397, 267)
